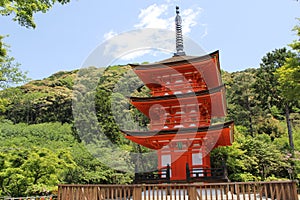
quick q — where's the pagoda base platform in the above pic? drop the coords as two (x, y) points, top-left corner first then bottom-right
(134, 165), (229, 184)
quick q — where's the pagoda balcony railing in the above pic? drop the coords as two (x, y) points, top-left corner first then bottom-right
(134, 165), (170, 184)
(134, 164), (228, 184)
(186, 163), (228, 183)
(151, 83), (207, 96)
(186, 167), (227, 182)
(150, 120), (210, 130)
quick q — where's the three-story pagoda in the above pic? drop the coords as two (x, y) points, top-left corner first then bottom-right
(122, 6), (234, 183)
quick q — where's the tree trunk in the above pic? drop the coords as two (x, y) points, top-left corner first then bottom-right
(246, 96), (254, 136)
(285, 103), (294, 152)
(249, 113), (254, 137)
(137, 144), (145, 172)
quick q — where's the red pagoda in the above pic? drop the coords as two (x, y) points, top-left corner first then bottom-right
(122, 6), (234, 183)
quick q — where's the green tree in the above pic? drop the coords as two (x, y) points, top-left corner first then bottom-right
(255, 48), (297, 150)
(0, 71), (74, 123)
(275, 21), (300, 154)
(0, 35), (7, 62)
(0, 121), (133, 195)
(211, 127), (291, 182)
(0, 0), (72, 89)
(0, 147), (75, 197)
(0, 0), (70, 28)
(255, 48), (294, 113)
(0, 38), (27, 89)
(275, 20), (300, 103)
(0, 57), (27, 89)
(224, 69), (261, 135)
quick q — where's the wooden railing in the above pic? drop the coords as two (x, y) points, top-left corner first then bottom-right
(134, 164), (227, 184)
(58, 181), (298, 200)
(134, 165), (170, 184)
(187, 167), (227, 183)
(186, 162), (228, 183)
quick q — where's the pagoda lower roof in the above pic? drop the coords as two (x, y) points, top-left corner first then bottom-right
(129, 85), (224, 102)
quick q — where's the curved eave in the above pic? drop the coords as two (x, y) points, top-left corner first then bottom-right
(129, 50), (220, 70)
(121, 121), (234, 150)
(129, 85), (225, 102)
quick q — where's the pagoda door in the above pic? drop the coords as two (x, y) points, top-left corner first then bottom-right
(171, 154), (189, 180)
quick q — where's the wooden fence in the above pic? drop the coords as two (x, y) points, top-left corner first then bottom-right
(58, 181), (298, 200)
(0, 196), (56, 200)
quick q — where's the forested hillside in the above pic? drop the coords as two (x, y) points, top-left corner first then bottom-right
(0, 50), (299, 197)
(0, 0), (298, 198)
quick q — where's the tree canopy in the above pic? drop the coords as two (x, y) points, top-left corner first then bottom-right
(0, 0), (70, 28)
(276, 20), (300, 101)
(0, 0), (72, 89)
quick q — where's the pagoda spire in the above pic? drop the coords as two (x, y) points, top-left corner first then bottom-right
(174, 6), (186, 56)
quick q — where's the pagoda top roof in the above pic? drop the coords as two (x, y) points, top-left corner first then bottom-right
(157, 55), (198, 63)
(129, 50), (219, 69)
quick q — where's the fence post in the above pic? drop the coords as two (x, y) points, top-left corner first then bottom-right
(133, 186), (142, 200)
(166, 164), (170, 183)
(57, 185), (61, 200)
(186, 163), (190, 182)
(235, 183), (240, 200)
(188, 186), (197, 200)
(291, 181), (299, 200)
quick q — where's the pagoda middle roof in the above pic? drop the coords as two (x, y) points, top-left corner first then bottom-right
(129, 50), (219, 69)
(121, 120), (234, 136)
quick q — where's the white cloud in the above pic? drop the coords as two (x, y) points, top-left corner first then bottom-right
(134, 4), (172, 29)
(120, 49), (152, 61)
(103, 30), (118, 41)
(181, 7), (202, 35)
(100, 3), (204, 61)
(86, 29), (205, 68)
(134, 3), (202, 35)
(165, 0), (179, 3)
(200, 23), (208, 39)
(102, 29), (175, 61)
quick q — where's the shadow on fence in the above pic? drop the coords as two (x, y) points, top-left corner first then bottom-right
(58, 180), (298, 200)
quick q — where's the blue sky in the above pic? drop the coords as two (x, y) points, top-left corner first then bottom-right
(1, 0), (300, 80)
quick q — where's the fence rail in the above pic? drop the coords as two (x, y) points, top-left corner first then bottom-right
(58, 181), (298, 200)
(0, 195), (56, 200)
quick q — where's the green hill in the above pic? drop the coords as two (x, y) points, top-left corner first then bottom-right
(0, 63), (299, 197)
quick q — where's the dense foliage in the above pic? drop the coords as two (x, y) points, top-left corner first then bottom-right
(0, 0), (71, 28)
(0, 58), (298, 197)
(0, 71), (75, 123)
(0, 122), (132, 197)
(276, 20), (300, 102)
(216, 46), (300, 181)
(0, 37), (28, 89)
(0, 20), (299, 197)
